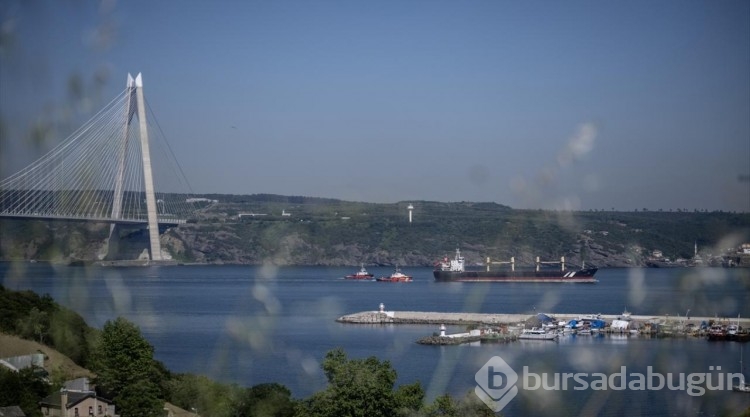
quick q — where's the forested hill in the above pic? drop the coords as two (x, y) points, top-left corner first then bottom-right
(1, 194), (749, 267)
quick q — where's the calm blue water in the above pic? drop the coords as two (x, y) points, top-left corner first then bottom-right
(2, 263), (750, 416)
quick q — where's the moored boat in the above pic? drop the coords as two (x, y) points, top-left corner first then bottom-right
(707, 324), (727, 341)
(376, 266), (413, 282)
(733, 345), (750, 393)
(728, 324), (740, 340)
(519, 328), (558, 340)
(345, 264), (374, 280)
(728, 315), (747, 341)
(433, 248), (598, 283)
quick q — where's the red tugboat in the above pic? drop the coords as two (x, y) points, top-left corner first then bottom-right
(376, 266), (413, 282)
(345, 264), (374, 280)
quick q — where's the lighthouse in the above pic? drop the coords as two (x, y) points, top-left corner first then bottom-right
(407, 203), (414, 223)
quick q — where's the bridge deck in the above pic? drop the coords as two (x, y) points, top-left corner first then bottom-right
(0, 213), (185, 225)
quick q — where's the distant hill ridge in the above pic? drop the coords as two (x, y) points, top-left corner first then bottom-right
(1, 194), (749, 267)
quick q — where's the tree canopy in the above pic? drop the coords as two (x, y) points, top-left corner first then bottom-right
(90, 317), (166, 417)
(297, 347), (423, 417)
(0, 367), (50, 417)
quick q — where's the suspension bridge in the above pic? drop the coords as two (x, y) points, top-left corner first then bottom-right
(0, 73), (198, 261)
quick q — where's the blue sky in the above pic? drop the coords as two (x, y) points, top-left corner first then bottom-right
(1, 1), (748, 211)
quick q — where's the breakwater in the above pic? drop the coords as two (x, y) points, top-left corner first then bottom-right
(336, 310), (750, 327)
(336, 310), (529, 325)
(338, 309), (750, 345)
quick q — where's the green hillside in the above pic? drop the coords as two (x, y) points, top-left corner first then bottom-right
(2, 194), (749, 267)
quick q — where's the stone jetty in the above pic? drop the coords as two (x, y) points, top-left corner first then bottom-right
(336, 310), (530, 325)
(336, 309), (750, 327)
(338, 305), (750, 345)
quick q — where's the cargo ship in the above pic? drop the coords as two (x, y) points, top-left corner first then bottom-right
(433, 249), (598, 283)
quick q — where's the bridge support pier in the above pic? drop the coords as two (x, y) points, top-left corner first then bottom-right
(104, 224), (121, 261)
(104, 224), (159, 261)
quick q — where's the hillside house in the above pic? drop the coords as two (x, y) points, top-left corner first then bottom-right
(40, 379), (115, 417)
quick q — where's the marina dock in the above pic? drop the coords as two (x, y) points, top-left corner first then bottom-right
(336, 309), (750, 327)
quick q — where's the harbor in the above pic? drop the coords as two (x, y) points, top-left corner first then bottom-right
(337, 304), (750, 345)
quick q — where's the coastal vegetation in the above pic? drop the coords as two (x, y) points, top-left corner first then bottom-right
(0, 285), (495, 417)
(1, 194), (749, 267)
(0, 286), (95, 367)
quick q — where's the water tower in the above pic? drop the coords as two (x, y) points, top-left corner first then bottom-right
(407, 203), (414, 223)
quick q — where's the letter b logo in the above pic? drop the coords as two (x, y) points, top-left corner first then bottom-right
(488, 366), (508, 389)
(475, 356), (519, 412)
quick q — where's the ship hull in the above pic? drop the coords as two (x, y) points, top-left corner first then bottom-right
(433, 268), (598, 283)
(376, 277), (412, 282)
(645, 260), (680, 268)
(345, 274), (374, 280)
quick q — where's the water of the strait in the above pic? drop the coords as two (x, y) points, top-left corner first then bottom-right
(3, 263), (749, 416)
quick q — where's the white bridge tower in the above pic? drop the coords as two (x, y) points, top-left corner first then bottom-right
(108, 73), (162, 261)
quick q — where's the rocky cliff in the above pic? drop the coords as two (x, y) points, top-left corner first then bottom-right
(2, 197), (748, 268)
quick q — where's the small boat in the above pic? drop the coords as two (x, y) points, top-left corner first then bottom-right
(707, 324), (727, 341)
(733, 346), (750, 393)
(376, 266), (413, 282)
(728, 315), (746, 341)
(519, 328), (558, 340)
(345, 264), (374, 280)
(728, 324), (740, 340)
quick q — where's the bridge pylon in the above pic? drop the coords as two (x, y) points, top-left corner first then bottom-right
(107, 73), (163, 261)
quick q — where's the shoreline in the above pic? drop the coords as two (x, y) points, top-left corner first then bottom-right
(4, 258), (750, 269)
(336, 310), (750, 326)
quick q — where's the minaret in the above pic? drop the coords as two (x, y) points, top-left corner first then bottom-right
(407, 204), (414, 223)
